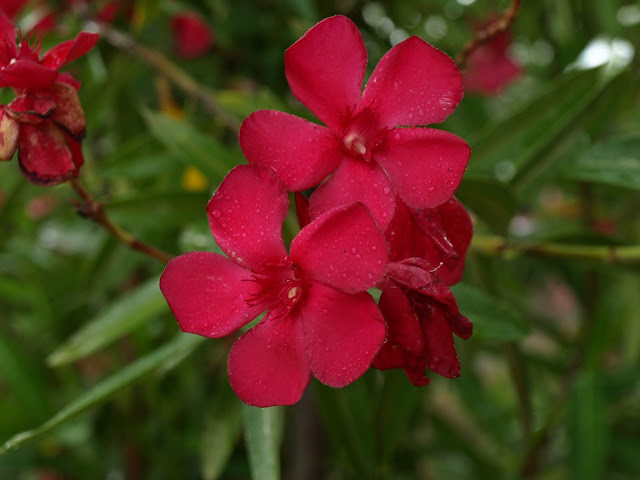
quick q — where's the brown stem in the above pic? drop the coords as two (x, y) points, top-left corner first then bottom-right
(88, 20), (242, 132)
(456, 0), (522, 68)
(70, 179), (173, 263)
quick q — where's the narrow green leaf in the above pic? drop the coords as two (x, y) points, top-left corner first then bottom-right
(568, 372), (609, 480)
(456, 178), (517, 233)
(451, 283), (530, 341)
(48, 276), (167, 367)
(141, 110), (240, 181)
(466, 67), (618, 186)
(314, 378), (376, 477)
(0, 330), (49, 423)
(375, 370), (421, 466)
(559, 136), (640, 190)
(107, 191), (210, 229)
(1, 333), (205, 454)
(242, 405), (284, 480)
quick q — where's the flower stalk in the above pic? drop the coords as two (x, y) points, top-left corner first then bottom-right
(471, 234), (640, 264)
(69, 178), (173, 263)
(88, 20), (241, 132)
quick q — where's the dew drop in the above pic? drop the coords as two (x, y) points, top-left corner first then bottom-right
(367, 273), (374, 279)
(351, 247), (357, 254)
(211, 209), (222, 218)
(383, 186), (390, 195)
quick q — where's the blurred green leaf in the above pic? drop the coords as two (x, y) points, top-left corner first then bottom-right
(0, 333), (204, 454)
(375, 370), (421, 466)
(451, 284), (530, 341)
(48, 276), (167, 367)
(0, 331), (49, 423)
(559, 135), (640, 190)
(107, 191), (210, 229)
(141, 110), (241, 181)
(242, 405), (284, 480)
(200, 378), (243, 480)
(456, 178), (518, 233)
(466, 67), (620, 187)
(568, 372), (609, 480)
(314, 378), (376, 477)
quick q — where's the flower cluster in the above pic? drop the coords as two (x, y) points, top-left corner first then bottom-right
(161, 15), (473, 406)
(0, 12), (98, 185)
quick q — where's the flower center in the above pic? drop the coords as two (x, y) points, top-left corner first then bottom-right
(340, 107), (386, 161)
(245, 260), (306, 322)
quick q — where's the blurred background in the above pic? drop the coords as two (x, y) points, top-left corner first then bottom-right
(0, 0), (639, 479)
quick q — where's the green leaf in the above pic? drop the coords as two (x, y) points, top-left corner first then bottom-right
(375, 370), (421, 466)
(451, 283), (530, 341)
(456, 178), (518, 233)
(568, 372), (609, 480)
(466, 67), (620, 188)
(141, 109), (241, 181)
(1, 333), (205, 454)
(0, 330), (49, 423)
(242, 405), (284, 480)
(314, 378), (376, 477)
(200, 378), (243, 480)
(559, 135), (640, 190)
(107, 191), (210, 229)
(48, 277), (167, 367)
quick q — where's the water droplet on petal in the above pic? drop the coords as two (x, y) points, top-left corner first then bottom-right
(351, 247), (357, 254)
(367, 273), (374, 279)
(383, 187), (390, 195)
(211, 209), (222, 218)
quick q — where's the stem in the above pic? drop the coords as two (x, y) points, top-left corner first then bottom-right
(89, 20), (242, 132)
(456, 0), (522, 68)
(471, 234), (640, 264)
(69, 179), (173, 263)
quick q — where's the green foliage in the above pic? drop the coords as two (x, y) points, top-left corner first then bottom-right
(1, 0), (639, 479)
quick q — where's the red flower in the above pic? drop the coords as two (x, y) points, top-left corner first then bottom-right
(0, 0), (28, 20)
(170, 12), (214, 59)
(160, 165), (388, 406)
(374, 261), (472, 386)
(240, 15), (470, 229)
(0, 13), (97, 184)
(386, 196), (473, 286)
(463, 25), (522, 95)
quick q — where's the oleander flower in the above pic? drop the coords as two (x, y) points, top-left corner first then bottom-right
(0, 12), (97, 184)
(386, 196), (473, 286)
(373, 260), (472, 386)
(240, 15), (470, 229)
(1, 74), (87, 184)
(170, 12), (214, 59)
(160, 164), (388, 407)
(463, 20), (522, 95)
(0, 12), (98, 90)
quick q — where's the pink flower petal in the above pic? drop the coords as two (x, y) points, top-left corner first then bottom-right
(0, 108), (19, 161)
(170, 12), (214, 59)
(308, 157), (396, 229)
(385, 197), (414, 262)
(375, 280), (424, 363)
(40, 32), (99, 70)
(412, 197), (473, 285)
(0, 13), (18, 64)
(301, 282), (385, 387)
(290, 202), (388, 294)
(360, 37), (463, 128)
(6, 92), (55, 122)
(419, 306), (461, 378)
(239, 110), (341, 191)
(46, 81), (87, 139)
(228, 314), (311, 407)
(160, 251), (266, 338)
(0, 60), (57, 89)
(285, 15), (366, 130)
(207, 165), (288, 270)
(17, 121), (75, 185)
(376, 127), (470, 209)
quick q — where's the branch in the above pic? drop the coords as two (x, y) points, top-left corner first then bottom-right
(471, 234), (640, 264)
(456, 0), (522, 68)
(70, 179), (173, 263)
(88, 20), (242, 133)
